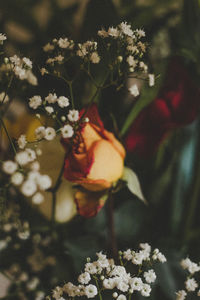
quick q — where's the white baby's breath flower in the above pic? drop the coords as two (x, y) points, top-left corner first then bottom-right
(78, 272), (91, 285)
(119, 22), (134, 37)
(141, 283), (151, 297)
(185, 278), (198, 292)
(11, 172), (24, 186)
(129, 84), (139, 97)
(117, 295), (126, 300)
(43, 43), (54, 52)
(10, 55), (20, 65)
(18, 134), (27, 149)
(123, 249), (132, 261)
(27, 171), (39, 182)
(126, 56), (137, 68)
(132, 251), (145, 265)
(35, 126), (46, 140)
(58, 96), (69, 108)
(139, 61), (148, 73)
(0, 33), (7, 43)
(14, 66), (26, 79)
(135, 29), (146, 38)
(45, 93), (57, 104)
(32, 192), (44, 205)
(36, 174), (52, 190)
(58, 37), (70, 48)
(129, 277), (143, 292)
(52, 286), (63, 298)
(45, 106), (54, 114)
(176, 290), (187, 300)
(85, 262), (98, 274)
(117, 281), (129, 292)
(181, 258), (200, 274)
(54, 55), (64, 63)
(26, 148), (36, 162)
(22, 57), (32, 68)
(0, 92), (9, 103)
(90, 52), (100, 64)
(98, 29), (109, 38)
(15, 151), (30, 165)
(40, 67), (48, 76)
(68, 109), (79, 122)
(21, 180), (37, 197)
(61, 124), (74, 138)
(44, 127), (56, 140)
(108, 26), (119, 37)
(84, 284), (98, 298)
(2, 160), (17, 174)
(113, 292), (118, 298)
(140, 243), (151, 253)
(30, 161), (40, 171)
(157, 252), (167, 263)
(29, 95), (42, 109)
(144, 269), (156, 284)
(103, 278), (116, 289)
(148, 74), (155, 87)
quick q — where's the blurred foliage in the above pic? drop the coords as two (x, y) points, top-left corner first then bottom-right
(0, 0), (200, 299)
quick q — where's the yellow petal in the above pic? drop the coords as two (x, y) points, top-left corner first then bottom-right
(87, 139), (124, 184)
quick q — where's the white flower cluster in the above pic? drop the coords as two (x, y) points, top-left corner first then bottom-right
(44, 37), (75, 65)
(49, 243), (166, 299)
(2, 148), (52, 204)
(29, 92), (81, 140)
(176, 257), (200, 299)
(29, 93), (70, 110)
(0, 33), (7, 44)
(97, 22), (155, 97)
(4, 55), (38, 85)
(43, 36), (100, 65)
(98, 22), (147, 69)
(77, 41), (100, 64)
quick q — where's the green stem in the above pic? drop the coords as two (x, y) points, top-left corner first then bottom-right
(106, 193), (118, 261)
(128, 293), (132, 300)
(0, 116), (16, 154)
(94, 277), (103, 300)
(50, 158), (66, 227)
(68, 81), (75, 109)
(184, 156), (200, 241)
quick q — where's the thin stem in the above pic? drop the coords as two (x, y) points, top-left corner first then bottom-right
(68, 81), (75, 109)
(1, 74), (14, 105)
(0, 116), (16, 154)
(94, 277), (103, 300)
(106, 193), (118, 261)
(128, 293), (132, 300)
(50, 157), (66, 226)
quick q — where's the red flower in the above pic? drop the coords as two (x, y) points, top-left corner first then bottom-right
(125, 58), (200, 156)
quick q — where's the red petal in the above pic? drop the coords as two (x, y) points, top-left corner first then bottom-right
(79, 104), (104, 129)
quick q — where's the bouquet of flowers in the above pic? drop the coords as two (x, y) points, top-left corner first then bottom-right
(1, 0), (200, 299)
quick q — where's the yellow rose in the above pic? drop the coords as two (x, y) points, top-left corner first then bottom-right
(62, 104), (126, 217)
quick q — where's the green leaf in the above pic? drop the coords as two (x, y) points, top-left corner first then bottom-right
(122, 166), (146, 203)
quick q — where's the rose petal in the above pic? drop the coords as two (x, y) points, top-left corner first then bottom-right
(79, 104), (104, 129)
